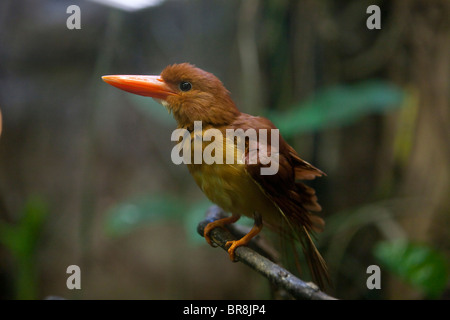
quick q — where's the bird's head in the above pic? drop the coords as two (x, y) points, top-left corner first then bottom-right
(102, 63), (240, 129)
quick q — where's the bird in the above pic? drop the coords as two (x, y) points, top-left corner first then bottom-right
(102, 63), (329, 288)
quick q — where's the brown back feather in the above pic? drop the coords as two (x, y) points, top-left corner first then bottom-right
(238, 113), (330, 288)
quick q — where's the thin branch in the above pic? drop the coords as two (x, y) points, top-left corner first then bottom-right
(197, 205), (337, 300)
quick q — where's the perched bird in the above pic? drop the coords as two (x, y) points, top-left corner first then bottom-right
(102, 63), (329, 288)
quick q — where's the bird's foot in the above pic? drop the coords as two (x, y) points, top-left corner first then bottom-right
(224, 212), (263, 262)
(224, 240), (242, 262)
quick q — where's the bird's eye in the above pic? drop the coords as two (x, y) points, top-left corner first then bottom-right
(179, 81), (192, 92)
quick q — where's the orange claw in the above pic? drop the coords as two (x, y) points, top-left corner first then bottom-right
(225, 214), (263, 261)
(203, 214), (240, 247)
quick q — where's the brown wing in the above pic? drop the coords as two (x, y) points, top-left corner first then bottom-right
(232, 113), (329, 288)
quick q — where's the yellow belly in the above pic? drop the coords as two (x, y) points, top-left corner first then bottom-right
(190, 162), (280, 222)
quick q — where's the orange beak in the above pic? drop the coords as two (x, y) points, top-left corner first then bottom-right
(102, 75), (176, 100)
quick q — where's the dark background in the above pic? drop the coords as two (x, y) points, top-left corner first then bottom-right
(0, 0), (448, 300)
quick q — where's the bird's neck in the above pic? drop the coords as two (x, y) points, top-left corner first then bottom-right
(174, 102), (241, 131)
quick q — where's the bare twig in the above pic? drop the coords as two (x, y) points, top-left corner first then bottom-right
(197, 205), (337, 300)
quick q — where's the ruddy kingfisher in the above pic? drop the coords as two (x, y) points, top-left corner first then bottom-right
(102, 63), (329, 288)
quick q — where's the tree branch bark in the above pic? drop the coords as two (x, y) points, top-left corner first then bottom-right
(197, 205), (337, 300)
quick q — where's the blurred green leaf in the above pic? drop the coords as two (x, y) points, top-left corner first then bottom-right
(374, 240), (449, 298)
(105, 195), (186, 237)
(105, 194), (219, 245)
(0, 196), (47, 259)
(269, 80), (405, 137)
(182, 199), (214, 244)
(0, 196), (48, 300)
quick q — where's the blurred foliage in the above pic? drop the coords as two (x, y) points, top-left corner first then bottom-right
(268, 80), (406, 137)
(105, 195), (213, 243)
(374, 240), (449, 299)
(0, 196), (48, 299)
(320, 199), (449, 299)
(392, 88), (419, 168)
(105, 195), (185, 236)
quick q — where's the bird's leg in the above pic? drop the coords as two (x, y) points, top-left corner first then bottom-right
(225, 212), (263, 262)
(204, 213), (240, 247)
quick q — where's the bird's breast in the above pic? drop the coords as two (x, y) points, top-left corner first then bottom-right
(184, 130), (280, 224)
